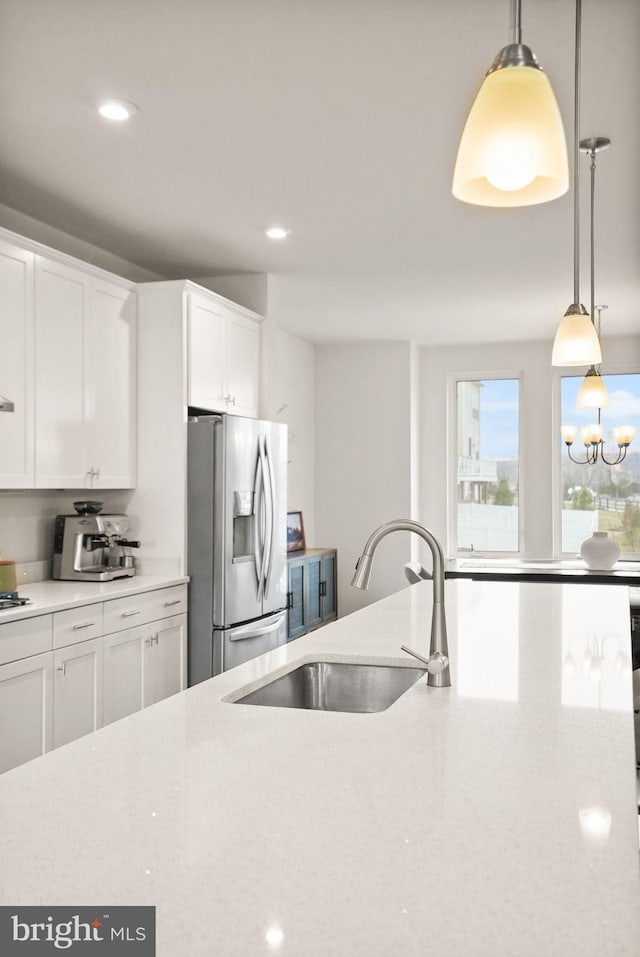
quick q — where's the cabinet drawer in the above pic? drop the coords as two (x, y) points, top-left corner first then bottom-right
(149, 584), (188, 619)
(103, 585), (188, 634)
(53, 604), (104, 649)
(0, 615), (53, 666)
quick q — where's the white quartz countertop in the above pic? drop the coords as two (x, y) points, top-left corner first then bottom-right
(0, 575), (189, 622)
(0, 580), (638, 956)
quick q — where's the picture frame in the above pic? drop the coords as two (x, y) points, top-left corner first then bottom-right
(286, 511), (306, 552)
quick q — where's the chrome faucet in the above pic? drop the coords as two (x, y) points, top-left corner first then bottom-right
(351, 519), (451, 687)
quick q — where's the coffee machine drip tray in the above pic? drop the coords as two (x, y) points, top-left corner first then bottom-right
(75, 566), (136, 581)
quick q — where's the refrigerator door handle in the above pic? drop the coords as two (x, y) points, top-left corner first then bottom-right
(253, 443), (265, 599)
(228, 615), (286, 641)
(262, 434), (275, 598)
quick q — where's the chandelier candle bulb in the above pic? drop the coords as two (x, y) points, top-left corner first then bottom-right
(613, 425), (636, 447)
(561, 425), (578, 445)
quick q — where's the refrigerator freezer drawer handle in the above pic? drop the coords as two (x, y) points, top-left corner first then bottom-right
(228, 618), (285, 641)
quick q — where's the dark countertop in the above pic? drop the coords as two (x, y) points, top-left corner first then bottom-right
(445, 559), (640, 590)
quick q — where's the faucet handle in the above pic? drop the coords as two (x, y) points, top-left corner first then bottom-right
(401, 644), (449, 675)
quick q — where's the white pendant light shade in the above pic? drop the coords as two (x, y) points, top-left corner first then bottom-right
(452, 66), (569, 207)
(551, 310), (602, 366)
(576, 371), (609, 409)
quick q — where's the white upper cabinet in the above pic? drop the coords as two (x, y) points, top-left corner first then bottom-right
(35, 257), (88, 487)
(34, 255), (136, 489)
(226, 310), (260, 417)
(0, 240), (34, 488)
(0, 227), (136, 490)
(187, 291), (227, 412)
(186, 286), (261, 418)
(87, 279), (136, 488)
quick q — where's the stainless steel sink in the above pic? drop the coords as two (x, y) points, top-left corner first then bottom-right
(234, 660), (427, 713)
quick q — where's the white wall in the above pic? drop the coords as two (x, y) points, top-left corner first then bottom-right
(260, 319), (316, 543)
(419, 335), (640, 559)
(315, 341), (415, 617)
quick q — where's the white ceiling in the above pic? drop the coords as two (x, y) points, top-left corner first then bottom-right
(0, 0), (637, 345)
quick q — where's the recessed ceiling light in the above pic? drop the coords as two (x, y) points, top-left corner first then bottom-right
(263, 226), (290, 240)
(97, 99), (138, 121)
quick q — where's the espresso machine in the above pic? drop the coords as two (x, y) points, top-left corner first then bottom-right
(52, 502), (140, 582)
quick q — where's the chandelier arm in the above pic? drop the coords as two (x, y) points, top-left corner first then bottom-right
(567, 446), (593, 465)
(600, 447), (626, 467)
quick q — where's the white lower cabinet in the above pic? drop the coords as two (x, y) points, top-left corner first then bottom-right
(103, 626), (145, 725)
(53, 637), (103, 749)
(0, 585), (187, 774)
(0, 651), (53, 773)
(143, 616), (186, 708)
(103, 614), (186, 725)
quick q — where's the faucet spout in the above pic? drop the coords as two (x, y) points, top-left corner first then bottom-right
(351, 519), (451, 688)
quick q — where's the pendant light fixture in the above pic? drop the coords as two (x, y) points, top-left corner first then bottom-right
(551, 0), (601, 367)
(452, 0), (568, 207)
(560, 139), (636, 465)
(576, 305), (608, 409)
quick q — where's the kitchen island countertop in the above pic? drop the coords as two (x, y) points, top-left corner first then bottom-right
(0, 579), (638, 956)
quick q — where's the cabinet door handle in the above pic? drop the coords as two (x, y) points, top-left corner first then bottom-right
(144, 637), (152, 646)
(72, 622), (96, 630)
(286, 591), (293, 610)
(56, 662), (67, 676)
(122, 610), (141, 618)
(164, 600), (181, 607)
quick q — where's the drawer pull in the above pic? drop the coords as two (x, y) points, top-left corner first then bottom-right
(122, 610), (141, 618)
(164, 600), (181, 607)
(72, 622), (96, 631)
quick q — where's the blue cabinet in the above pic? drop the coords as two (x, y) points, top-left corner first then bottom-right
(286, 549), (337, 642)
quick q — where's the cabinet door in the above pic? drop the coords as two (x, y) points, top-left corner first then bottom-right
(287, 561), (306, 640)
(304, 555), (323, 631)
(34, 256), (89, 487)
(53, 637), (103, 748)
(321, 552), (337, 623)
(86, 280), (136, 488)
(143, 615), (186, 708)
(187, 292), (226, 412)
(103, 626), (145, 726)
(0, 240), (34, 488)
(0, 651), (53, 773)
(227, 311), (259, 417)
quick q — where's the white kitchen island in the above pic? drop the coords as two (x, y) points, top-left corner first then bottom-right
(0, 579), (638, 956)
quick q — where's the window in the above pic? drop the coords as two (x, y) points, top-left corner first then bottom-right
(560, 373), (640, 557)
(454, 377), (520, 553)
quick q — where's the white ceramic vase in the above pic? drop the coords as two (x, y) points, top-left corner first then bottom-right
(580, 531), (621, 570)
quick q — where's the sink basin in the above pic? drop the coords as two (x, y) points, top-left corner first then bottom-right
(233, 660), (427, 713)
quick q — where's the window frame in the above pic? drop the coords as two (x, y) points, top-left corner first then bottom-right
(447, 370), (524, 559)
(552, 362), (640, 560)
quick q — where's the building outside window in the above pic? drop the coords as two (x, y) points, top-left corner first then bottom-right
(560, 372), (640, 557)
(455, 377), (520, 554)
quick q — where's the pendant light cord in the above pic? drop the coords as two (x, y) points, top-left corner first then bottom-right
(590, 147), (596, 328)
(573, 0), (582, 303)
(510, 0), (522, 44)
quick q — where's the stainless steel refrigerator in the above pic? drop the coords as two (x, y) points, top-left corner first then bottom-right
(187, 414), (288, 684)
